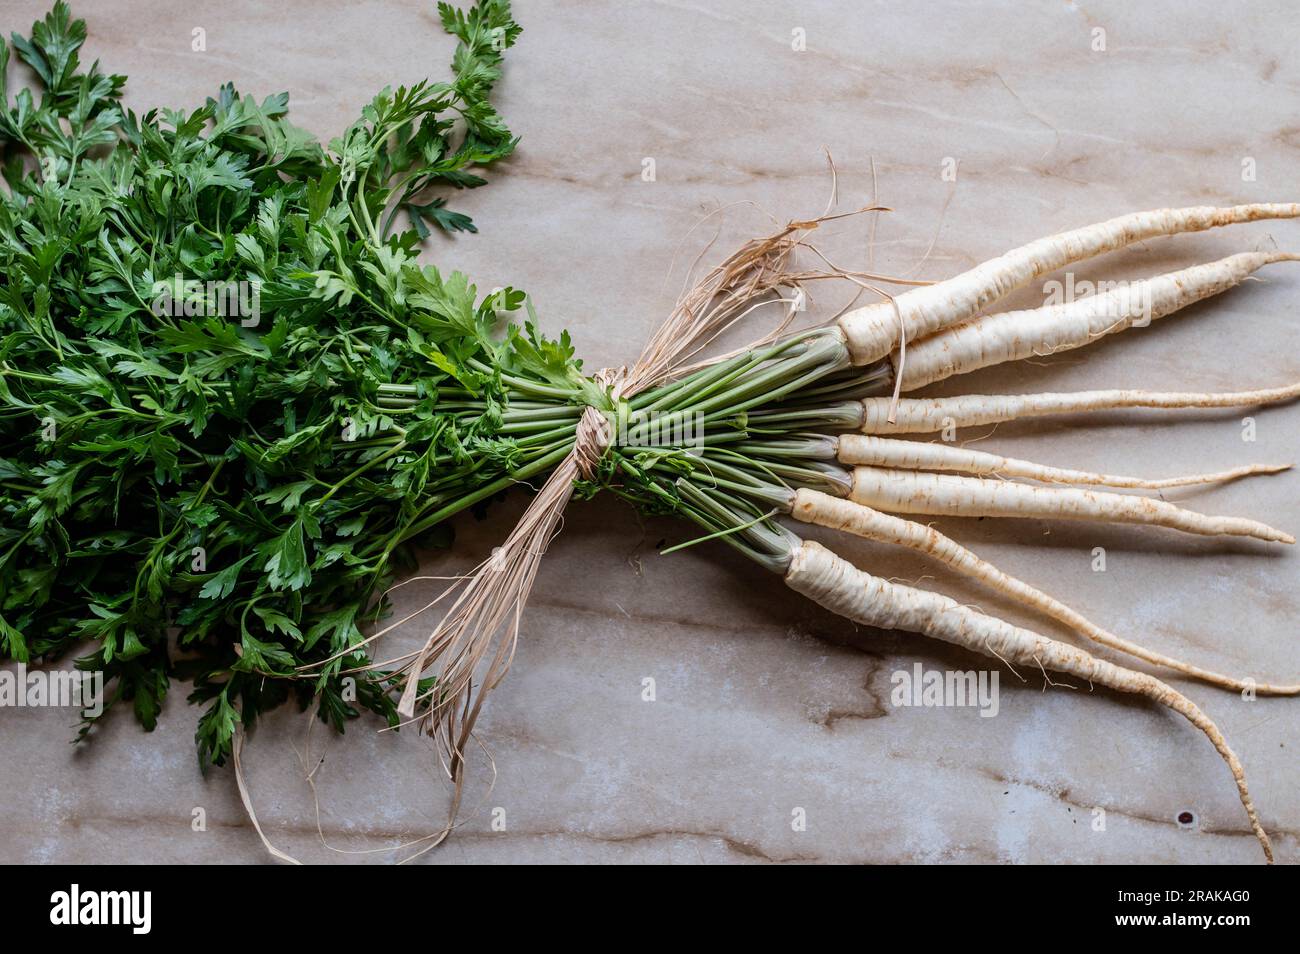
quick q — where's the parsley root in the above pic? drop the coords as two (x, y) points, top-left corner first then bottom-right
(848, 467), (1294, 542)
(858, 382), (1300, 433)
(836, 434), (1290, 489)
(790, 489), (1300, 696)
(784, 539), (1274, 862)
(896, 251), (1300, 390)
(837, 204), (1300, 366)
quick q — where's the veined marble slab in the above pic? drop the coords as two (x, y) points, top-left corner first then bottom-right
(2, 0), (1297, 864)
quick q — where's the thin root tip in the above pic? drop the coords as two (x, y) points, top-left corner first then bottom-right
(1245, 463), (1293, 477)
(1245, 524), (1296, 543)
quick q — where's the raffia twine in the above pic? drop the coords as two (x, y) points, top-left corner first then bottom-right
(249, 200), (899, 862)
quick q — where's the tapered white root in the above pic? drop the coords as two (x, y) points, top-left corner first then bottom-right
(837, 203), (1300, 366)
(791, 489), (1300, 695)
(848, 467), (1295, 543)
(784, 539), (1274, 862)
(896, 252), (1300, 390)
(836, 434), (1291, 490)
(859, 382), (1300, 434)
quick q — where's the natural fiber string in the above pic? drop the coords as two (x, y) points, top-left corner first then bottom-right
(283, 195), (919, 863)
(573, 367), (627, 480)
(232, 724), (303, 865)
(377, 214), (846, 862)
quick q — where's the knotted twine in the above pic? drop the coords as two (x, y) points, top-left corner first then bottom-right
(380, 217), (832, 861)
(572, 367), (628, 481)
(263, 202), (894, 862)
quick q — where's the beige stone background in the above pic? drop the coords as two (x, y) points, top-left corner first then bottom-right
(2, 0), (1299, 864)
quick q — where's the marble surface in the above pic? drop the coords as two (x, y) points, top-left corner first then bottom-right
(3, 0), (1299, 864)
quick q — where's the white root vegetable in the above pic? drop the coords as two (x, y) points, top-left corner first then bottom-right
(859, 382), (1300, 434)
(836, 203), (1300, 366)
(895, 252), (1300, 390)
(791, 489), (1300, 695)
(783, 539), (1274, 861)
(848, 466), (1295, 543)
(836, 434), (1290, 490)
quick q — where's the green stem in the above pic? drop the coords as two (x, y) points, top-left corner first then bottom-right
(388, 441), (575, 547)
